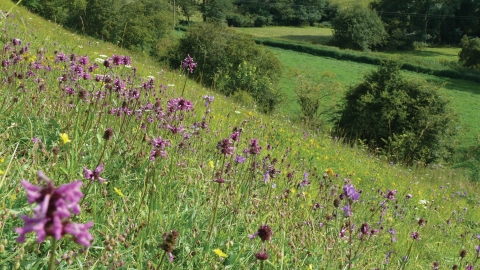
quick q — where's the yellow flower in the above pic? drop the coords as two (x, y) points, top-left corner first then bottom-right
(0, 157), (4, 163)
(209, 161), (214, 169)
(213, 248), (227, 258)
(0, 170), (4, 175)
(291, 188), (296, 194)
(324, 168), (335, 177)
(59, 133), (71, 144)
(308, 264), (313, 270)
(114, 187), (125, 197)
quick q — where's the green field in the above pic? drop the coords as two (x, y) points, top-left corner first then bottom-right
(331, 0), (372, 6)
(235, 26), (334, 45)
(268, 47), (480, 149)
(234, 26), (465, 72)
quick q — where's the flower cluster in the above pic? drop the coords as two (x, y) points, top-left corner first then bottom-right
(182, 54), (197, 73)
(15, 171), (94, 247)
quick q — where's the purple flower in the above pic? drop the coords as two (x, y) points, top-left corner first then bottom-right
(230, 131), (241, 142)
(249, 139), (262, 155)
(385, 189), (397, 200)
(234, 155), (246, 163)
(342, 204), (352, 217)
(83, 164), (106, 183)
(182, 54), (197, 73)
(202, 95), (214, 106)
(410, 231), (420, 241)
(299, 172), (310, 188)
(217, 138), (234, 156)
(167, 98), (194, 113)
(249, 225), (272, 241)
(466, 265), (473, 270)
(15, 171), (93, 247)
(343, 184), (360, 201)
(151, 136), (171, 149)
(12, 38), (21, 46)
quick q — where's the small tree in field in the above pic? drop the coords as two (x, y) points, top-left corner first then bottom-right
(332, 61), (457, 165)
(459, 35), (480, 69)
(332, 4), (387, 51)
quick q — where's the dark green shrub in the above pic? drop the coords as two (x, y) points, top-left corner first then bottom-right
(332, 61), (457, 165)
(331, 4), (388, 51)
(459, 35), (480, 69)
(169, 23), (283, 113)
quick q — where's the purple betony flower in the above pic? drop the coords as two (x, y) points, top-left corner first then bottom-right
(249, 139), (262, 155)
(342, 204), (352, 217)
(182, 54), (197, 73)
(83, 164), (106, 183)
(234, 155), (246, 163)
(15, 171), (94, 247)
(385, 189), (397, 200)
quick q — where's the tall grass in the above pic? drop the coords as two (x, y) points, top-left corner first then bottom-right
(0, 2), (479, 269)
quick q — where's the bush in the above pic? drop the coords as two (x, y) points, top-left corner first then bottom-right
(459, 35), (480, 69)
(294, 72), (339, 123)
(169, 23), (283, 113)
(332, 61), (457, 165)
(331, 4), (387, 51)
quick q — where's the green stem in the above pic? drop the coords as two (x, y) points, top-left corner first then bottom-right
(207, 183), (221, 241)
(156, 251), (167, 270)
(48, 237), (57, 270)
(181, 73), (188, 97)
(260, 260), (264, 270)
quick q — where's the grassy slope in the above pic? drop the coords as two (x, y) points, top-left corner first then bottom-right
(1, 1), (479, 269)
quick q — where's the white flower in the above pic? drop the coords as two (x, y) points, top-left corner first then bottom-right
(95, 58), (105, 63)
(167, 84), (175, 87)
(99, 54), (108, 58)
(234, 111), (241, 114)
(419, 199), (428, 205)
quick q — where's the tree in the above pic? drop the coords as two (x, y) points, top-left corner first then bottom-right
(331, 4), (388, 51)
(332, 61), (457, 165)
(459, 35), (480, 69)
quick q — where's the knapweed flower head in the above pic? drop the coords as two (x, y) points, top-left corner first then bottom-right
(59, 133), (71, 144)
(255, 251), (269, 261)
(15, 171), (94, 247)
(161, 229), (179, 262)
(83, 164), (106, 183)
(343, 184), (360, 201)
(182, 54), (197, 73)
(249, 225), (272, 242)
(410, 231), (420, 241)
(385, 189), (397, 200)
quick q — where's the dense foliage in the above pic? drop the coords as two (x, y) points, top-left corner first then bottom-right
(169, 23), (283, 112)
(332, 61), (457, 165)
(459, 35), (480, 69)
(227, 0), (338, 27)
(331, 4), (388, 51)
(370, 0), (480, 48)
(17, 0), (173, 56)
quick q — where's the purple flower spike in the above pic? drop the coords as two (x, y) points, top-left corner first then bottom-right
(343, 184), (360, 201)
(182, 54), (197, 73)
(249, 225), (272, 241)
(15, 171), (93, 247)
(83, 164), (106, 183)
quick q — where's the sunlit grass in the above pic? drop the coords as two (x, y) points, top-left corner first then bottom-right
(0, 1), (479, 269)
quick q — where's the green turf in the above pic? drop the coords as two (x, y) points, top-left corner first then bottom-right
(268, 46), (480, 149)
(235, 26), (334, 45)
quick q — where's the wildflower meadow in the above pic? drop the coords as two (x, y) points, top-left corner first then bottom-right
(0, 2), (479, 269)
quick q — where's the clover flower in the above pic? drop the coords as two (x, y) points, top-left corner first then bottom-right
(15, 171), (94, 247)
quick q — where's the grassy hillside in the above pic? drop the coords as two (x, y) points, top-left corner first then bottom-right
(1, 1), (480, 269)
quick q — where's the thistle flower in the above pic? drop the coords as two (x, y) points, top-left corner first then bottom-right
(83, 164), (106, 183)
(249, 225), (272, 241)
(15, 171), (93, 247)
